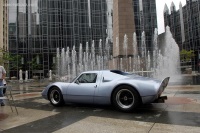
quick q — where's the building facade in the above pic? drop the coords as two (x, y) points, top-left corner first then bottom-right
(113, 0), (157, 56)
(8, 0), (110, 78)
(0, 0), (8, 67)
(8, 0), (157, 78)
(133, 0), (157, 52)
(164, 0), (200, 72)
(112, 0), (157, 70)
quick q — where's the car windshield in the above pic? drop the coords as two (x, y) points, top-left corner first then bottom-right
(70, 73), (97, 83)
(70, 76), (78, 83)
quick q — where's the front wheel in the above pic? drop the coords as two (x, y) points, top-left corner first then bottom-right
(112, 85), (140, 112)
(49, 87), (64, 106)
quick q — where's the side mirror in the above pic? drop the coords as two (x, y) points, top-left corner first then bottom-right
(75, 80), (79, 84)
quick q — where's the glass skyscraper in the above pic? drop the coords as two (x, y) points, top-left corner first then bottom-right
(133, 0), (157, 51)
(8, 0), (109, 78)
(8, 0), (157, 78)
(164, 0), (200, 72)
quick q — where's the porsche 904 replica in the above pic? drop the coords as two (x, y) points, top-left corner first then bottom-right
(42, 70), (170, 112)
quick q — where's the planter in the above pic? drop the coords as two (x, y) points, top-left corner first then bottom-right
(33, 76), (39, 80)
(11, 76), (17, 80)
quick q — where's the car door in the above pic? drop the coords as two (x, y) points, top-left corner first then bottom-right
(66, 72), (99, 104)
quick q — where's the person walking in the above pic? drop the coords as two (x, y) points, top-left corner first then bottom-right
(0, 65), (6, 106)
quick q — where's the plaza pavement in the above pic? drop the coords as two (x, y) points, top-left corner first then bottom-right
(0, 81), (200, 133)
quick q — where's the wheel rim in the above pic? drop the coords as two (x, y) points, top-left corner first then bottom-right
(50, 89), (60, 104)
(116, 89), (134, 109)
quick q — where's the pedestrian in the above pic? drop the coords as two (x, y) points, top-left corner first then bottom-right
(0, 65), (6, 106)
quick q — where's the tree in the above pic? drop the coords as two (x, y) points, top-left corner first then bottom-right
(27, 57), (42, 70)
(4, 53), (22, 70)
(180, 49), (195, 62)
(0, 48), (22, 69)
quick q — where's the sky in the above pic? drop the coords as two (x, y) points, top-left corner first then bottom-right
(156, 0), (186, 34)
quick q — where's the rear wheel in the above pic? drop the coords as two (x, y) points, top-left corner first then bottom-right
(49, 87), (64, 106)
(112, 85), (140, 112)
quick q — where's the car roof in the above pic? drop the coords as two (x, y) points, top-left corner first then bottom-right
(81, 70), (110, 73)
(81, 70), (130, 75)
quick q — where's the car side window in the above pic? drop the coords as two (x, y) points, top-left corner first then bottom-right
(77, 73), (97, 83)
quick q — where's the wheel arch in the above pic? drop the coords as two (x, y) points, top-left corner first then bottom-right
(110, 84), (142, 104)
(47, 85), (61, 100)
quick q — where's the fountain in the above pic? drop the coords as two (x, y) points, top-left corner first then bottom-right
(141, 31), (146, 58)
(153, 26), (181, 82)
(25, 70), (28, 82)
(123, 34), (128, 71)
(56, 26), (181, 83)
(133, 32), (138, 71)
(19, 69), (23, 83)
(56, 39), (111, 82)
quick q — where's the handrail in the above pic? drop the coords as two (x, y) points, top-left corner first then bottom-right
(0, 86), (18, 115)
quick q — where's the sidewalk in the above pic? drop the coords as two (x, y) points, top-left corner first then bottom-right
(0, 84), (200, 133)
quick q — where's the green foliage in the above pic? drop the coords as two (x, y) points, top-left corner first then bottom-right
(0, 48), (6, 64)
(27, 57), (42, 70)
(8, 55), (22, 70)
(180, 49), (195, 62)
(0, 51), (22, 70)
(0, 48), (43, 71)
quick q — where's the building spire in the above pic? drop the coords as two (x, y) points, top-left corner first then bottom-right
(164, 4), (169, 14)
(170, 2), (176, 12)
(179, 1), (182, 8)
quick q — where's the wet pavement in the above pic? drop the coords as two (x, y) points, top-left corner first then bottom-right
(0, 81), (200, 133)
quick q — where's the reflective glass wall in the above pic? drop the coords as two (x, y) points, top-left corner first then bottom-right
(133, 0), (157, 51)
(164, 0), (200, 72)
(8, 0), (108, 78)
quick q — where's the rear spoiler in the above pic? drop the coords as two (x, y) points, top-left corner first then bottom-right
(161, 77), (170, 89)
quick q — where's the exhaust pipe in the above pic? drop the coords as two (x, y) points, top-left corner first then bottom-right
(153, 96), (167, 103)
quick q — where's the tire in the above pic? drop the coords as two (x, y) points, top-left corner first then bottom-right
(49, 87), (64, 106)
(112, 85), (140, 112)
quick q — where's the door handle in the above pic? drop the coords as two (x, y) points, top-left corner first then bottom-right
(94, 85), (97, 88)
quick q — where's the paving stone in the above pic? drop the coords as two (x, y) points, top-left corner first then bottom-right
(0, 83), (200, 132)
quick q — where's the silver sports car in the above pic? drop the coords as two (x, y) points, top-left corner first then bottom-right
(42, 70), (170, 112)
